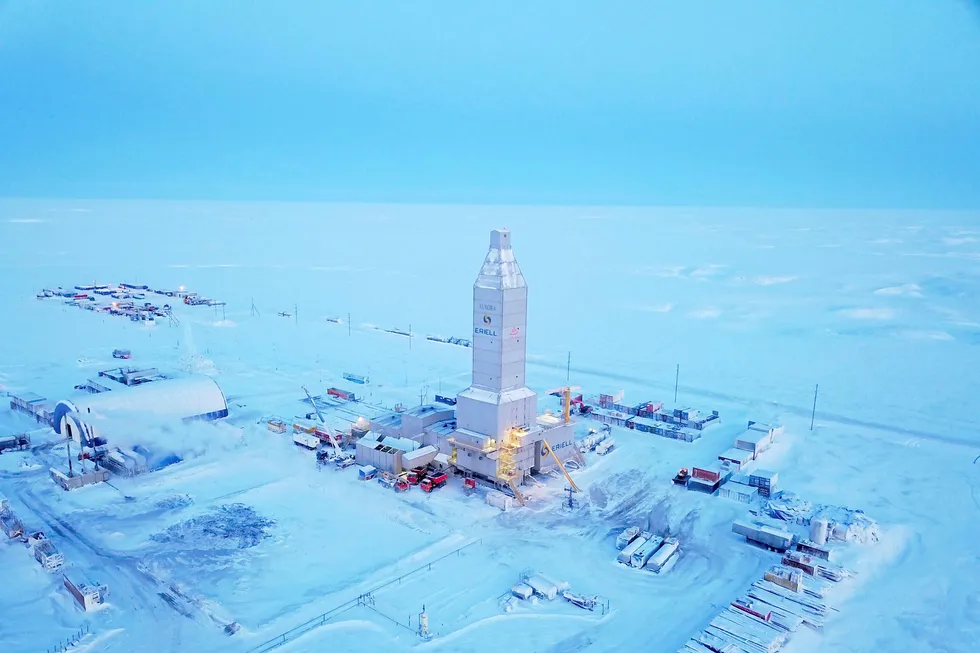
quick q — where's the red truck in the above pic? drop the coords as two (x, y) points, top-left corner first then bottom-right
(420, 471), (448, 493)
(406, 466), (428, 485)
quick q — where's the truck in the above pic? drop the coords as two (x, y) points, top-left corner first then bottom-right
(420, 471), (448, 492)
(732, 519), (795, 551)
(112, 349), (132, 359)
(406, 466), (429, 485)
(293, 433), (319, 450)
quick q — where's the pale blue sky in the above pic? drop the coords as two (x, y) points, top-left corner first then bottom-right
(1, 0), (978, 206)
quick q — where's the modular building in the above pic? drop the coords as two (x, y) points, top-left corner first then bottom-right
(63, 574), (108, 611)
(354, 433), (421, 474)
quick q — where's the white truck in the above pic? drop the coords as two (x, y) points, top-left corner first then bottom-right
(293, 433), (319, 450)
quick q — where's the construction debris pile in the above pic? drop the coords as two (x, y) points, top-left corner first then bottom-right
(764, 491), (880, 545)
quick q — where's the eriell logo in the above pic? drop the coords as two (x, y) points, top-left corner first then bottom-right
(474, 327), (497, 337)
(483, 315), (492, 325)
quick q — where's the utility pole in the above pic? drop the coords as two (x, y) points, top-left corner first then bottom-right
(250, 297), (260, 317)
(674, 364), (680, 404)
(810, 383), (819, 431)
(294, 304), (298, 326)
(566, 351), (571, 382)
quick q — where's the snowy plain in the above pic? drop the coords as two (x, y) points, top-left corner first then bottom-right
(0, 199), (979, 653)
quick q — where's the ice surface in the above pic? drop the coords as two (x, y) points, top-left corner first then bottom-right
(0, 201), (979, 653)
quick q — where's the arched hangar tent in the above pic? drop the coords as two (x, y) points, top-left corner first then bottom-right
(53, 375), (228, 444)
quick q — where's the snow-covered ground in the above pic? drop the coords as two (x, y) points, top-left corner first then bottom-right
(1, 200), (978, 653)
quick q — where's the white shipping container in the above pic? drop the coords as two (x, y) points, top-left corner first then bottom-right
(645, 538), (679, 573)
(618, 536), (647, 564)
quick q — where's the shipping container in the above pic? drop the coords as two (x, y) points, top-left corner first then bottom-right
(343, 372), (369, 385)
(692, 466), (722, 483)
(645, 538), (679, 573)
(687, 477), (719, 494)
(718, 482), (758, 504)
(734, 429), (773, 457)
(718, 448), (753, 470)
(358, 465), (378, 481)
(732, 520), (794, 551)
(748, 470), (778, 498)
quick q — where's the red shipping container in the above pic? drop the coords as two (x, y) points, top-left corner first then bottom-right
(692, 466), (721, 483)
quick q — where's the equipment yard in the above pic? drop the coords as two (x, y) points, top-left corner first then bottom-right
(1, 203), (979, 653)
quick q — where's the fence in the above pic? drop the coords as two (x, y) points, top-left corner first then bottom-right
(243, 538), (482, 653)
(45, 622), (90, 653)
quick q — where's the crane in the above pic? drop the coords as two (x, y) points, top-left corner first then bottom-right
(541, 439), (581, 493)
(302, 386), (341, 453)
(545, 386), (582, 424)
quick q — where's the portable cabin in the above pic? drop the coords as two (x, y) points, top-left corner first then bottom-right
(358, 465), (378, 481)
(63, 574), (108, 611)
